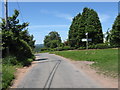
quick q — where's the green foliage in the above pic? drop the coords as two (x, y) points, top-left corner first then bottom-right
(62, 46), (74, 50)
(68, 13), (82, 47)
(87, 44), (108, 49)
(110, 14), (120, 47)
(52, 49), (118, 77)
(53, 47), (63, 51)
(54, 46), (74, 51)
(44, 31), (62, 48)
(1, 10), (35, 89)
(40, 46), (75, 52)
(2, 56), (22, 89)
(2, 55), (18, 65)
(15, 39), (33, 60)
(1, 9), (35, 65)
(2, 64), (21, 89)
(95, 43), (108, 49)
(2, 65), (15, 89)
(78, 47), (86, 50)
(40, 47), (50, 51)
(21, 58), (33, 66)
(68, 7), (103, 47)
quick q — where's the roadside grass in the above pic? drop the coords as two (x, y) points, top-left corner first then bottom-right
(2, 56), (23, 89)
(51, 48), (118, 77)
(2, 64), (22, 89)
(2, 65), (18, 89)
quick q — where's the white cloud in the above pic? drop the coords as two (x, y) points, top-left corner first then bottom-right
(40, 9), (73, 21)
(98, 13), (111, 23)
(56, 13), (73, 21)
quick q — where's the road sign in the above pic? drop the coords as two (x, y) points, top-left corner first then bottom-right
(82, 39), (87, 42)
(82, 39), (92, 42)
(88, 39), (92, 41)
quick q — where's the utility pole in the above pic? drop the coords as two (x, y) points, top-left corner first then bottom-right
(4, 0), (8, 29)
(4, 0), (9, 55)
(86, 32), (88, 49)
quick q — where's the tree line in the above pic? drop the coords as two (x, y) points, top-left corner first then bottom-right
(43, 7), (120, 50)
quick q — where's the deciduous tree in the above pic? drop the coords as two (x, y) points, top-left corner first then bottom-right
(44, 31), (61, 48)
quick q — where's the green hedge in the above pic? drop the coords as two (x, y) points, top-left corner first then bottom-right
(78, 43), (109, 50)
(41, 46), (75, 52)
(40, 48), (50, 51)
(88, 44), (108, 49)
(95, 43), (108, 49)
(78, 47), (86, 50)
(2, 56), (18, 65)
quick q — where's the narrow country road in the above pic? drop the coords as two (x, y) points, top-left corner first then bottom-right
(17, 53), (102, 88)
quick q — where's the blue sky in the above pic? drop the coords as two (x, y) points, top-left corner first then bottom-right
(2, 2), (118, 44)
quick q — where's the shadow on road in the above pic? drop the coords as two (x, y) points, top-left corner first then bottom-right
(35, 58), (48, 61)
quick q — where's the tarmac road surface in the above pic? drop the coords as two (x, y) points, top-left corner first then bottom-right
(17, 53), (102, 88)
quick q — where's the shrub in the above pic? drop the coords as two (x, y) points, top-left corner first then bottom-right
(2, 56), (18, 65)
(95, 43), (108, 49)
(16, 40), (33, 60)
(40, 47), (49, 51)
(21, 58), (33, 66)
(78, 47), (86, 50)
(62, 46), (71, 50)
(88, 45), (96, 49)
(49, 48), (55, 51)
(55, 47), (63, 51)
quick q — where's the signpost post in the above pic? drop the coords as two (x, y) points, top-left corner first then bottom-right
(86, 33), (88, 49)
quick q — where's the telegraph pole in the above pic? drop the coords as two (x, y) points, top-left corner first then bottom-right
(4, 0), (9, 55)
(4, 0), (8, 29)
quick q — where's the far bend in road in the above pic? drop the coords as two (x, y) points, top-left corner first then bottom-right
(17, 53), (101, 88)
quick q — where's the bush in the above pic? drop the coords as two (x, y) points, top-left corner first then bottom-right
(16, 40), (33, 60)
(78, 47), (86, 50)
(40, 47), (49, 51)
(95, 43), (108, 49)
(49, 48), (55, 51)
(88, 45), (96, 49)
(21, 58), (33, 66)
(56, 47), (64, 51)
(2, 56), (18, 65)
(41, 46), (75, 51)
(62, 46), (75, 50)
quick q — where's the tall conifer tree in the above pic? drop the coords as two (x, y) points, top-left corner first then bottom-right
(68, 7), (103, 47)
(110, 14), (120, 47)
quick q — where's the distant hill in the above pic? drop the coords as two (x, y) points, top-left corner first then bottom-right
(34, 44), (44, 52)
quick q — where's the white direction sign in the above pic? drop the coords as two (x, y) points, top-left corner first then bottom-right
(88, 39), (92, 41)
(82, 39), (92, 42)
(82, 39), (87, 42)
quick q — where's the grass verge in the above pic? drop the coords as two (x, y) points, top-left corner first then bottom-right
(51, 48), (118, 77)
(2, 64), (21, 89)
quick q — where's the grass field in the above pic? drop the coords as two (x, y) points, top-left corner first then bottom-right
(51, 48), (118, 77)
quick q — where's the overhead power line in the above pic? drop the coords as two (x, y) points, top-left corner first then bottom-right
(16, 0), (25, 23)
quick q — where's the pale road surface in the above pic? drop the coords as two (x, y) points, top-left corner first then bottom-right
(17, 53), (102, 88)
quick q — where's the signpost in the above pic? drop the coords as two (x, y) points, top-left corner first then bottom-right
(82, 33), (92, 49)
(82, 39), (87, 42)
(82, 39), (92, 42)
